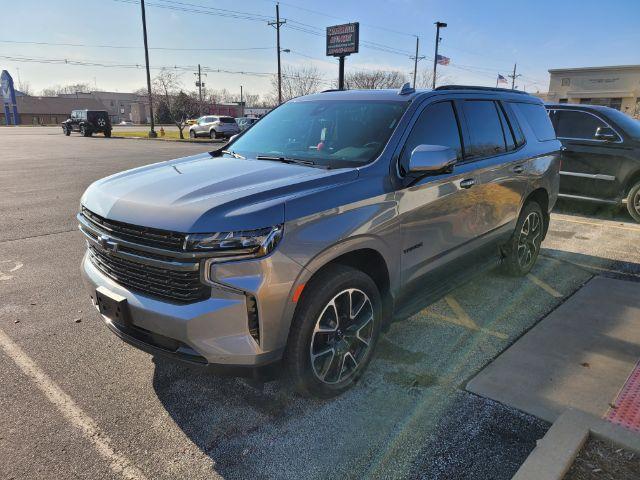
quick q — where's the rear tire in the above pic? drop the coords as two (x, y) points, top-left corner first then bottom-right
(104, 129), (111, 138)
(285, 264), (382, 398)
(81, 125), (91, 137)
(626, 181), (640, 223)
(501, 201), (544, 276)
(189, 129), (196, 139)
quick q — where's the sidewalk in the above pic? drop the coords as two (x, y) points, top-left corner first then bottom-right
(467, 276), (640, 424)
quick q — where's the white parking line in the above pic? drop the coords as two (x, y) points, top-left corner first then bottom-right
(0, 328), (147, 480)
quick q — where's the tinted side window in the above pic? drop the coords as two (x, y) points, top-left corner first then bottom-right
(462, 100), (506, 158)
(400, 101), (462, 174)
(504, 103), (526, 147)
(514, 103), (556, 141)
(554, 110), (607, 140)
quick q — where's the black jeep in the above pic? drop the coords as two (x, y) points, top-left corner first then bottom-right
(62, 110), (112, 137)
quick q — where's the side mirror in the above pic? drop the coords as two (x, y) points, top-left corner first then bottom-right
(594, 126), (618, 142)
(408, 144), (457, 175)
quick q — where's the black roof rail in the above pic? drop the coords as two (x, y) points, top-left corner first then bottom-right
(434, 85), (530, 95)
(321, 88), (341, 93)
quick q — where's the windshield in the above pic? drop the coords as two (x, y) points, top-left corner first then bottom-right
(227, 99), (408, 168)
(606, 109), (640, 140)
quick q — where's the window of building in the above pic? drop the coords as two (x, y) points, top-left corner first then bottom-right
(461, 100), (506, 159)
(514, 103), (556, 141)
(561, 78), (571, 87)
(399, 101), (462, 174)
(553, 110), (608, 140)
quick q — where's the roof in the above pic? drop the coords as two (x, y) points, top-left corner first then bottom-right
(545, 103), (620, 114)
(548, 64), (640, 74)
(293, 85), (537, 103)
(16, 96), (106, 114)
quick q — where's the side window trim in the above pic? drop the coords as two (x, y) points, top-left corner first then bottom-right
(554, 108), (623, 143)
(502, 101), (527, 149)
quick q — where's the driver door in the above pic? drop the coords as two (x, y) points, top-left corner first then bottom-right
(396, 100), (481, 291)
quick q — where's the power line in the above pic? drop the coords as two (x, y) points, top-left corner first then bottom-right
(0, 39), (273, 52)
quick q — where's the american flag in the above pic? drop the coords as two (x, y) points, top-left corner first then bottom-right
(436, 54), (450, 66)
(497, 74), (508, 85)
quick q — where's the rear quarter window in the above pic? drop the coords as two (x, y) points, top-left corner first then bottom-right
(513, 103), (556, 142)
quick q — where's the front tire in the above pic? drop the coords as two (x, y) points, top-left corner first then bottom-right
(285, 264), (382, 398)
(626, 181), (640, 223)
(63, 126), (70, 136)
(501, 201), (544, 276)
(209, 129), (217, 140)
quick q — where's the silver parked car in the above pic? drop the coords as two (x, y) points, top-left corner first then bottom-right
(236, 117), (259, 132)
(79, 85), (560, 398)
(188, 115), (240, 139)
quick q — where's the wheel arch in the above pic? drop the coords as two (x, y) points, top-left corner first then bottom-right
(294, 247), (394, 333)
(623, 169), (640, 197)
(523, 187), (550, 238)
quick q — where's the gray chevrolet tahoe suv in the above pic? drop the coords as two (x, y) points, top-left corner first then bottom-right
(79, 85), (560, 397)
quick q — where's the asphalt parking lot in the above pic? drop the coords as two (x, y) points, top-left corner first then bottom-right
(1, 127), (639, 480)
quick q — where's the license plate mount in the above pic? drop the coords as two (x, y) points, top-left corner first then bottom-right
(95, 286), (131, 327)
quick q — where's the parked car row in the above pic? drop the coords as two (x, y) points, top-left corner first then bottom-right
(546, 104), (640, 222)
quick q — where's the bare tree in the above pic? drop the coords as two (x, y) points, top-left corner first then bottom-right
(415, 68), (451, 89)
(152, 69), (197, 139)
(40, 82), (92, 96)
(271, 66), (323, 102)
(343, 70), (408, 90)
(17, 80), (32, 96)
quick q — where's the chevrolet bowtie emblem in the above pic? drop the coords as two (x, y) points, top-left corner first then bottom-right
(98, 234), (119, 253)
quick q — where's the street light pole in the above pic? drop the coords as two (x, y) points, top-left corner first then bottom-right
(140, 0), (156, 137)
(432, 21), (447, 89)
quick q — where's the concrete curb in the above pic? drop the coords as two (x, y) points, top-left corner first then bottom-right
(513, 408), (640, 480)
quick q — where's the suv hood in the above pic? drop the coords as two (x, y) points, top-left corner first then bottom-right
(81, 153), (358, 232)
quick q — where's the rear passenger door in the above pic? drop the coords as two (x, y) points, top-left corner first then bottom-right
(457, 98), (529, 240)
(549, 109), (625, 200)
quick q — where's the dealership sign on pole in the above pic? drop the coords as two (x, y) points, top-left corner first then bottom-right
(326, 22), (359, 90)
(1, 70), (20, 126)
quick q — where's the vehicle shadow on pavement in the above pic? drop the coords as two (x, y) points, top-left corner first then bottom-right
(554, 198), (635, 224)
(541, 248), (640, 279)
(148, 254), (598, 479)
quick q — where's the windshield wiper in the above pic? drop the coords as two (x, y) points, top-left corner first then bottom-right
(255, 155), (315, 166)
(221, 150), (245, 159)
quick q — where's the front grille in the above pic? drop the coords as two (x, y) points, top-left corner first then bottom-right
(82, 207), (185, 251)
(88, 246), (210, 304)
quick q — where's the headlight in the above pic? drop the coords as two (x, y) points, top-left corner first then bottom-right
(184, 225), (283, 258)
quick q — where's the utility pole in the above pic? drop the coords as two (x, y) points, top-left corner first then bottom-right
(411, 36), (425, 88)
(194, 64), (206, 115)
(508, 63), (522, 90)
(240, 85), (244, 117)
(140, 0), (156, 137)
(268, 3), (286, 104)
(432, 21), (447, 89)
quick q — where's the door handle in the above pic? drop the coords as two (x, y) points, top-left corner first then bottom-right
(512, 165), (525, 174)
(460, 178), (476, 189)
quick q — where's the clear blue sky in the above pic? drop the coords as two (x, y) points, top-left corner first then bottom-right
(2, 0), (639, 98)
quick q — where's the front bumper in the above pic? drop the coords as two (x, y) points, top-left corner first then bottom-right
(81, 252), (285, 367)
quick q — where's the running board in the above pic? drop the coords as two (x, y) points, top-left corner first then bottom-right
(558, 193), (620, 205)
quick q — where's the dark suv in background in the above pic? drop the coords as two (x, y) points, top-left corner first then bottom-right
(62, 109), (112, 138)
(79, 85), (560, 397)
(546, 104), (640, 222)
